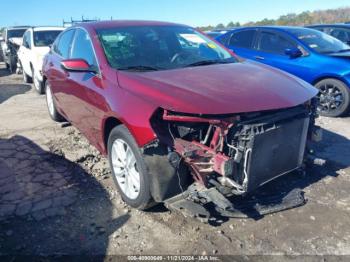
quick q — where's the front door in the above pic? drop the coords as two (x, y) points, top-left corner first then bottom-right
(63, 28), (105, 146)
(252, 30), (311, 80)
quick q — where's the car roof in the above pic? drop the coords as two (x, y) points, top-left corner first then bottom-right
(73, 20), (187, 30)
(31, 26), (65, 32)
(6, 26), (30, 30)
(231, 25), (308, 31)
(223, 26), (320, 36)
(308, 24), (350, 28)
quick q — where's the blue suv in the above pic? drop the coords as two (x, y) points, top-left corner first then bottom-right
(216, 26), (350, 117)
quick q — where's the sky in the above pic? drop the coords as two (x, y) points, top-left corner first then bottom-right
(1, 0), (350, 28)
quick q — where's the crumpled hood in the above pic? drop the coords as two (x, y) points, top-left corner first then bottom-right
(118, 61), (318, 115)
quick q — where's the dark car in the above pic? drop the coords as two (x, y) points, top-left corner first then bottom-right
(42, 21), (320, 218)
(216, 26), (350, 117)
(1, 26), (30, 73)
(308, 24), (350, 45)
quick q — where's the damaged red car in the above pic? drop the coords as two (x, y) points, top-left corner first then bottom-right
(43, 21), (322, 220)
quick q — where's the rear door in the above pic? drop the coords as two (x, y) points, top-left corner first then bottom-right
(18, 30), (31, 75)
(46, 29), (76, 119)
(225, 29), (258, 60)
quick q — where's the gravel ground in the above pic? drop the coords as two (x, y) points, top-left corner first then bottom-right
(0, 62), (349, 259)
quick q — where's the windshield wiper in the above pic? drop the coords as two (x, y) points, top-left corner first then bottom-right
(185, 59), (232, 68)
(118, 65), (162, 71)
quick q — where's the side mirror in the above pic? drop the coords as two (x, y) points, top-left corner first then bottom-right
(61, 59), (97, 73)
(285, 48), (303, 58)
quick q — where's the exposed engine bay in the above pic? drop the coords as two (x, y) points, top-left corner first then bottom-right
(148, 100), (324, 221)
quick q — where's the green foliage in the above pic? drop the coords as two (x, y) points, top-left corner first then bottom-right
(197, 7), (350, 31)
(215, 23), (225, 29)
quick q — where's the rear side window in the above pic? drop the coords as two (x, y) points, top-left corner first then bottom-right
(258, 31), (296, 55)
(329, 28), (350, 43)
(229, 30), (256, 48)
(71, 29), (98, 67)
(56, 29), (75, 58)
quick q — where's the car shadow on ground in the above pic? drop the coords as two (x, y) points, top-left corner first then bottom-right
(0, 135), (129, 258)
(0, 84), (31, 104)
(149, 127), (350, 225)
(0, 64), (11, 78)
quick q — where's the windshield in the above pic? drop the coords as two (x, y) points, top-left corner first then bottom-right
(34, 30), (62, 47)
(287, 28), (350, 54)
(97, 25), (235, 71)
(7, 29), (27, 39)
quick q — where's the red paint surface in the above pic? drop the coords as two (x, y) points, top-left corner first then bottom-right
(61, 59), (90, 70)
(43, 21), (318, 155)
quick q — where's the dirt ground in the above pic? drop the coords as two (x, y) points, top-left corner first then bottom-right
(0, 62), (349, 259)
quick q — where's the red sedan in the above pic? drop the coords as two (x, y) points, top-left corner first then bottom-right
(42, 21), (320, 217)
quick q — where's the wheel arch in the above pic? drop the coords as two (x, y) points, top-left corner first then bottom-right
(102, 116), (123, 154)
(312, 75), (349, 86)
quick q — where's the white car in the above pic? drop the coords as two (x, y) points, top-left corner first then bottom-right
(18, 27), (64, 94)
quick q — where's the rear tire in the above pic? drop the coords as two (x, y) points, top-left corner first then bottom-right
(315, 78), (350, 117)
(108, 125), (153, 210)
(45, 81), (64, 122)
(32, 69), (44, 94)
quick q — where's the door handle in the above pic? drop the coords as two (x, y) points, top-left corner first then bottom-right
(254, 56), (265, 60)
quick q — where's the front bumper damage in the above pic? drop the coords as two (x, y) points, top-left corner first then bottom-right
(147, 102), (325, 222)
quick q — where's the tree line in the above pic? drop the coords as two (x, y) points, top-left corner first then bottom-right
(198, 7), (350, 31)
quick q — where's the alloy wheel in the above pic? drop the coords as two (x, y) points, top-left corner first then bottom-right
(111, 139), (141, 200)
(317, 83), (344, 114)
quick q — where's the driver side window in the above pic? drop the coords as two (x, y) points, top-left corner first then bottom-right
(258, 31), (297, 55)
(71, 29), (98, 68)
(56, 29), (75, 58)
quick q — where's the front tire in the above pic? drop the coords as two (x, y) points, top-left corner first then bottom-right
(108, 125), (153, 210)
(21, 63), (32, 83)
(315, 78), (350, 117)
(45, 81), (64, 122)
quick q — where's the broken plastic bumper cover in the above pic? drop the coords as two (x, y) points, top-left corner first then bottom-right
(149, 104), (318, 220)
(164, 186), (306, 223)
